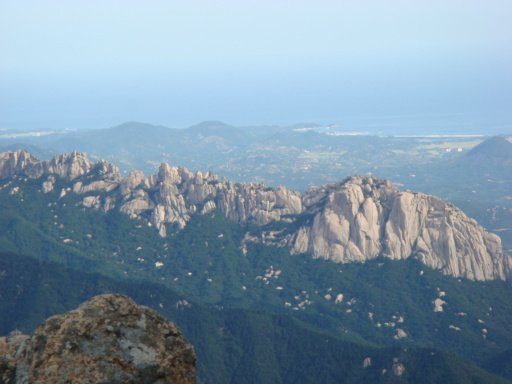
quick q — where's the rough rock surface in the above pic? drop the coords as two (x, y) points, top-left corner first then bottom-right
(0, 150), (302, 236)
(1, 150), (510, 282)
(0, 335), (28, 384)
(0, 294), (196, 384)
(284, 176), (512, 281)
(0, 150), (119, 181)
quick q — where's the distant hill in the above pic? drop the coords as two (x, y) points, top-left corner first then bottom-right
(0, 143), (52, 160)
(1, 121), (510, 213)
(464, 135), (512, 173)
(435, 135), (512, 179)
(186, 120), (240, 136)
(403, 135), (512, 209)
(468, 136), (512, 159)
(184, 120), (254, 149)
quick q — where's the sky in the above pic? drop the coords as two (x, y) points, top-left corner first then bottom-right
(1, 1), (511, 133)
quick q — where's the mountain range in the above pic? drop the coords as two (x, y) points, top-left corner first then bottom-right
(2, 121), (510, 199)
(1, 149), (509, 282)
(1, 148), (512, 382)
(2, 251), (510, 383)
(2, 121), (511, 253)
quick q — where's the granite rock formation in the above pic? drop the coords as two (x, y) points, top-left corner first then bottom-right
(0, 294), (196, 384)
(0, 150), (302, 236)
(285, 176), (512, 281)
(1, 150), (510, 282)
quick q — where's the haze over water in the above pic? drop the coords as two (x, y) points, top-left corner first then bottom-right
(1, 1), (511, 136)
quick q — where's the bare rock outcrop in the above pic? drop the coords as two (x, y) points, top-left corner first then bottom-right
(0, 334), (28, 383)
(0, 150), (38, 179)
(0, 150), (120, 182)
(287, 176), (512, 281)
(0, 294), (196, 384)
(1, 150), (510, 282)
(82, 160), (302, 235)
(0, 151), (302, 233)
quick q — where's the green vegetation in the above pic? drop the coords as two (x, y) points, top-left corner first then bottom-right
(3, 125), (512, 382)
(1, 175), (512, 382)
(1, 251), (510, 384)
(4, 125), (512, 241)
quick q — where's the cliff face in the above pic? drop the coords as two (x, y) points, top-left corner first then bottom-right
(0, 294), (196, 384)
(1, 150), (510, 282)
(0, 150), (119, 182)
(0, 150), (302, 237)
(286, 176), (511, 281)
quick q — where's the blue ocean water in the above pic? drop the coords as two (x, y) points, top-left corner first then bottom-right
(316, 113), (512, 137)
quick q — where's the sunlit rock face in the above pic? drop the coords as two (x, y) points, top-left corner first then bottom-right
(0, 150), (118, 181)
(0, 294), (196, 384)
(287, 176), (512, 282)
(1, 150), (510, 282)
(147, 163), (303, 235)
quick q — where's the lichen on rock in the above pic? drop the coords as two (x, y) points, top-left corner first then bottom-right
(0, 294), (196, 384)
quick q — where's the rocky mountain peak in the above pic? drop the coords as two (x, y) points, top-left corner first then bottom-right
(0, 294), (196, 384)
(302, 175), (395, 210)
(0, 150), (38, 180)
(287, 175), (512, 281)
(1, 150), (510, 282)
(0, 149), (120, 181)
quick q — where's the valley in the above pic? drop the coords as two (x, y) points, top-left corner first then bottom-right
(2, 122), (511, 251)
(1, 140), (512, 382)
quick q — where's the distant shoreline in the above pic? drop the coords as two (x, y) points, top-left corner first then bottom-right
(389, 134), (486, 138)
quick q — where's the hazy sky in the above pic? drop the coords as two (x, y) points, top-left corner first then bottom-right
(1, 1), (511, 132)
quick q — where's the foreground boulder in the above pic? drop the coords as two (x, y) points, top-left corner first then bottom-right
(0, 294), (196, 384)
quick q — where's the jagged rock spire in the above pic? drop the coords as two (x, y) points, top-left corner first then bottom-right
(1, 150), (510, 282)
